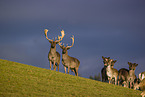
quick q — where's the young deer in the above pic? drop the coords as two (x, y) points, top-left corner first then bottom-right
(58, 35), (80, 76)
(101, 56), (116, 82)
(127, 62), (138, 88)
(101, 56), (110, 82)
(105, 58), (118, 85)
(44, 29), (65, 71)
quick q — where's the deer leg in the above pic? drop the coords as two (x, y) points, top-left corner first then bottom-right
(68, 67), (70, 74)
(118, 76), (120, 86)
(132, 81), (134, 89)
(75, 67), (79, 76)
(64, 67), (66, 74)
(130, 82), (132, 89)
(102, 74), (104, 82)
(72, 69), (76, 76)
(115, 77), (117, 85)
(108, 77), (111, 84)
(57, 63), (59, 71)
(53, 61), (56, 71)
(49, 61), (52, 70)
(130, 81), (134, 89)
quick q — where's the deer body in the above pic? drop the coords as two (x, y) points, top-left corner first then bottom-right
(44, 29), (65, 71)
(127, 70), (136, 88)
(127, 62), (138, 88)
(101, 67), (108, 82)
(59, 35), (80, 76)
(134, 78), (145, 97)
(62, 51), (80, 75)
(48, 46), (60, 71)
(101, 56), (110, 82)
(118, 68), (129, 87)
(134, 77), (145, 90)
(106, 64), (118, 85)
(103, 58), (118, 85)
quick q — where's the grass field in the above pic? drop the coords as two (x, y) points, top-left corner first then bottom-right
(0, 59), (141, 97)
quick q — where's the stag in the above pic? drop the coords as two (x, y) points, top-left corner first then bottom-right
(44, 29), (65, 71)
(58, 35), (80, 76)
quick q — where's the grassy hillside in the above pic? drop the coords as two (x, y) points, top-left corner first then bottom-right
(0, 59), (141, 97)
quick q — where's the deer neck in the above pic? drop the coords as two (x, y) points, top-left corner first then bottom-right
(106, 65), (113, 77)
(62, 51), (69, 59)
(107, 65), (112, 71)
(49, 45), (56, 54)
(129, 70), (135, 76)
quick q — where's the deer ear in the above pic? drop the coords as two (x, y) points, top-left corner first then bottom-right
(67, 47), (70, 50)
(110, 59), (113, 62)
(128, 62), (130, 65)
(114, 60), (117, 63)
(102, 56), (105, 60)
(135, 64), (138, 67)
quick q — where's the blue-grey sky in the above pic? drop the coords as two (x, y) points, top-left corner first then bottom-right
(0, 0), (145, 78)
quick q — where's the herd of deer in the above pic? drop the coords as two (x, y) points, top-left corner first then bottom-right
(44, 29), (145, 96)
(102, 56), (145, 97)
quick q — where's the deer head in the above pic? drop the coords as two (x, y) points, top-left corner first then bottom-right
(111, 60), (117, 68)
(44, 29), (65, 48)
(102, 56), (110, 66)
(102, 56), (116, 68)
(58, 35), (74, 54)
(128, 62), (138, 71)
(106, 58), (114, 68)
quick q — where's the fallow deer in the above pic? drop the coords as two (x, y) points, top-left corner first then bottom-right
(134, 74), (145, 97)
(134, 75), (145, 91)
(44, 29), (65, 71)
(101, 56), (116, 82)
(134, 77), (145, 97)
(127, 62), (138, 88)
(101, 56), (110, 82)
(58, 35), (80, 76)
(105, 58), (118, 85)
(118, 68), (129, 87)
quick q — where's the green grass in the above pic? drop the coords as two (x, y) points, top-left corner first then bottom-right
(0, 59), (141, 97)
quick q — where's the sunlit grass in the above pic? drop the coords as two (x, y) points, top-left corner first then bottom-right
(0, 59), (141, 97)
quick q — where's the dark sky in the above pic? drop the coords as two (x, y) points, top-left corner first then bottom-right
(0, 0), (145, 78)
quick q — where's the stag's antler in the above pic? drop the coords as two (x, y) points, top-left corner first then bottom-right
(44, 29), (65, 42)
(44, 29), (53, 42)
(66, 35), (74, 48)
(58, 42), (62, 46)
(56, 29), (65, 42)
